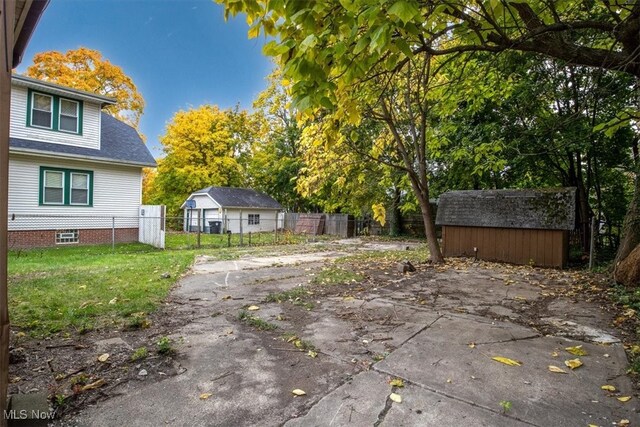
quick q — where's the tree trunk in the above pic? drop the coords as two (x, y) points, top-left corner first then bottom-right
(420, 197), (444, 263)
(389, 186), (402, 237)
(615, 174), (640, 267)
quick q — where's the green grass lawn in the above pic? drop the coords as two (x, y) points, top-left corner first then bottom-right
(8, 243), (194, 336)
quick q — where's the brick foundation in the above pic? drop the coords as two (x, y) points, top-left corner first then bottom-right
(8, 228), (139, 249)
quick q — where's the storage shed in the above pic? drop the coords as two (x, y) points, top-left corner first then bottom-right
(435, 188), (576, 268)
(181, 187), (282, 234)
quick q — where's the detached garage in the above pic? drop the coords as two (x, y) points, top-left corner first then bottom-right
(435, 188), (576, 268)
(181, 186), (282, 234)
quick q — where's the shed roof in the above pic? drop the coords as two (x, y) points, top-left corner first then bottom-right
(10, 113), (157, 167)
(435, 188), (576, 231)
(191, 187), (282, 209)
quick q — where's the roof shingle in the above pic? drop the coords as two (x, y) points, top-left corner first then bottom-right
(193, 187), (282, 209)
(10, 112), (156, 167)
(435, 188), (576, 230)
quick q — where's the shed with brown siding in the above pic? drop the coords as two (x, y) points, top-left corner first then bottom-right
(435, 188), (576, 268)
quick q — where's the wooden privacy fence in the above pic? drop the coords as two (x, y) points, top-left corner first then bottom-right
(281, 213), (355, 238)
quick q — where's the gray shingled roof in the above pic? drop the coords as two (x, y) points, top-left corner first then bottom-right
(435, 188), (576, 230)
(10, 113), (156, 167)
(193, 187), (282, 209)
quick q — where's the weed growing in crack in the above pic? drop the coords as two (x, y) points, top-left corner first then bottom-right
(238, 311), (278, 331)
(265, 287), (314, 310)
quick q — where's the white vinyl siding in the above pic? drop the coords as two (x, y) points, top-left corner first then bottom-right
(8, 153), (143, 230)
(10, 86), (101, 149)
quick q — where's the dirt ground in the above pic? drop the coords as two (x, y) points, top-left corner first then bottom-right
(7, 239), (640, 426)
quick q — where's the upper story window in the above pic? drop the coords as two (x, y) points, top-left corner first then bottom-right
(59, 99), (79, 133)
(31, 93), (52, 128)
(28, 90), (83, 135)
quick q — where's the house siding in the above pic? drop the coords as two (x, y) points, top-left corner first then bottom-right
(10, 85), (101, 150)
(8, 153), (142, 230)
(442, 225), (568, 268)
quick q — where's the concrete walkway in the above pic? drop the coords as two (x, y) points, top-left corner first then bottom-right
(71, 244), (638, 426)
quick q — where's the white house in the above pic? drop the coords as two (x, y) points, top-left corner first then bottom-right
(7, 75), (156, 248)
(181, 187), (282, 234)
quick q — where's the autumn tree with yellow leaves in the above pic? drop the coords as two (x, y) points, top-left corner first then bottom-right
(25, 47), (145, 130)
(146, 105), (261, 216)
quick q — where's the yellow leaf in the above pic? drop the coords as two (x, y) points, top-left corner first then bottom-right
(199, 393), (212, 400)
(389, 393), (402, 403)
(389, 378), (404, 387)
(292, 389), (306, 396)
(492, 356), (522, 366)
(601, 385), (616, 392)
(565, 345), (587, 356)
(81, 378), (106, 391)
(109, 297), (118, 305)
(222, 295), (232, 300)
(551, 351), (559, 357)
(617, 396), (631, 402)
(97, 353), (110, 363)
(247, 305), (260, 311)
(619, 419), (630, 426)
(468, 342), (476, 348)
(548, 365), (567, 374)
(343, 296), (355, 301)
(564, 358), (583, 370)
(307, 350), (318, 358)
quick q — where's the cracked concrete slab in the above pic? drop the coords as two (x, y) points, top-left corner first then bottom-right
(65, 243), (639, 426)
(374, 314), (636, 427)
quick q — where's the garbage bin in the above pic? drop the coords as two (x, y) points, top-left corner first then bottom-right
(209, 220), (222, 234)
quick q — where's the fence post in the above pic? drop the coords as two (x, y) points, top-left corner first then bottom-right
(239, 211), (243, 246)
(196, 209), (201, 249)
(112, 217), (115, 252)
(589, 216), (597, 270)
(274, 218), (278, 244)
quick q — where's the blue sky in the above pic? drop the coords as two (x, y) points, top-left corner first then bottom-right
(16, 0), (273, 157)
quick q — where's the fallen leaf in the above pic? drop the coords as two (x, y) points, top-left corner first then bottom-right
(564, 358), (583, 370)
(617, 396), (631, 402)
(199, 393), (212, 400)
(78, 285), (86, 290)
(247, 305), (260, 311)
(81, 379), (106, 391)
(222, 295), (232, 300)
(343, 296), (355, 302)
(389, 378), (404, 388)
(108, 297), (118, 305)
(492, 356), (522, 366)
(548, 365), (567, 374)
(551, 351), (559, 357)
(619, 419), (630, 426)
(565, 345), (587, 356)
(468, 342), (476, 348)
(307, 350), (318, 358)
(276, 315), (285, 321)
(292, 389), (306, 396)
(601, 385), (616, 392)
(97, 353), (110, 363)
(389, 393), (402, 403)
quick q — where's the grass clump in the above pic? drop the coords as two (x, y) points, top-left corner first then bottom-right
(311, 266), (364, 286)
(282, 333), (316, 352)
(156, 336), (174, 355)
(265, 287), (314, 310)
(238, 311), (278, 331)
(131, 346), (149, 361)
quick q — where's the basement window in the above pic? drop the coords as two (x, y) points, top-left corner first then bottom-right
(55, 229), (79, 244)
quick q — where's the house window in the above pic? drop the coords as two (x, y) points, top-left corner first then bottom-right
(27, 89), (83, 134)
(70, 173), (90, 205)
(40, 167), (93, 206)
(248, 214), (260, 225)
(43, 170), (64, 204)
(59, 99), (79, 133)
(55, 229), (79, 244)
(31, 93), (53, 128)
